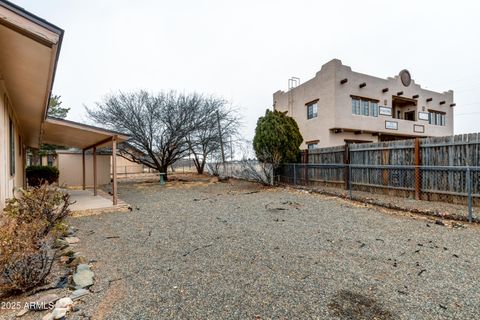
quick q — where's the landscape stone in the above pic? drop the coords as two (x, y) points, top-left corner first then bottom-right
(52, 307), (68, 319)
(55, 297), (73, 309)
(68, 256), (87, 267)
(69, 288), (89, 300)
(73, 267), (94, 288)
(67, 226), (77, 236)
(76, 264), (91, 271)
(60, 248), (75, 257)
(15, 308), (28, 317)
(64, 236), (80, 244)
(53, 238), (69, 249)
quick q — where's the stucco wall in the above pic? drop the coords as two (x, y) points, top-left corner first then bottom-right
(273, 59), (454, 148)
(113, 156), (144, 174)
(334, 61), (454, 137)
(274, 61), (337, 148)
(57, 153), (111, 187)
(0, 81), (25, 209)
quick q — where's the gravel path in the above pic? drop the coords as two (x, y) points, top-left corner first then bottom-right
(68, 178), (480, 319)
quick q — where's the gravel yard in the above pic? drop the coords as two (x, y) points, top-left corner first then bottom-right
(62, 177), (480, 319)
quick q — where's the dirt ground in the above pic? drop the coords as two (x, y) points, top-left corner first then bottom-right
(2, 174), (480, 319)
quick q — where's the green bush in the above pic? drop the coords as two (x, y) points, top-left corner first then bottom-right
(0, 184), (71, 294)
(253, 110), (303, 166)
(26, 165), (59, 187)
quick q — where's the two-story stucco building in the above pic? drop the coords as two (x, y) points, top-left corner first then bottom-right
(273, 59), (455, 149)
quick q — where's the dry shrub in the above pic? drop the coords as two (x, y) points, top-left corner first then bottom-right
(3, 183), (71, 237)
(0, 184), (72, 294)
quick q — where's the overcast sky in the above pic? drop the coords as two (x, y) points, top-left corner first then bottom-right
(16, 0), (480, 140)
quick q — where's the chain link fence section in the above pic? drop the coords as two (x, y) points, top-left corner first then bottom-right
(277, 163), (477, 222)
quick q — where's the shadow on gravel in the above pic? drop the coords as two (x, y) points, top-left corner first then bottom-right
(328, 290), (396, 320)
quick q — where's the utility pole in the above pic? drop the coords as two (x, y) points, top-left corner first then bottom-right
(216, 110), (226, 170)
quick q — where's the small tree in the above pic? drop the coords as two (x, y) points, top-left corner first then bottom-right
(47, 95), (70, 119)
(253, 110), (303, 168)
(29, 94), (71, 165)
(186, 97), (239, 174)
(87, 91), (203, 180)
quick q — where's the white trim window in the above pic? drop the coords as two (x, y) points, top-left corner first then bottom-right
(370, 102), (378, 117)
(429, 110), (446, 126)
(352, 98), (361, 115)
(307, 101), (318, 119)
(352, 98), (378, 117)
(362, 100), (369, 116)
(307, 143), (318, 150)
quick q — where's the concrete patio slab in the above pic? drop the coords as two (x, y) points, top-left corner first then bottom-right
(67, 189), (125, 212)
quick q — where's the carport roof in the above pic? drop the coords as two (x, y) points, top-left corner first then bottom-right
(0, 0), (64, 147)
(42, 117), (129, 149)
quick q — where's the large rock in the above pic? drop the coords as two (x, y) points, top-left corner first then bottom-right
(73, 265), (94, 289)
(67, 226), (77, 236)
(15, 308), (28, 317)
(68, 256), (87, 267)
(69, 288), (89, 300)
(53, 238), (69, 250)
(77, 264), (90, 272)
(55, 297), (73, 309)
(59, 248), (75, 257)
(64, 237), (80, 244)
(52, 307), (69, 319)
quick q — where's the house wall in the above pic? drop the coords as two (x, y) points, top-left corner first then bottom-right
(57, 153), (111, 187)
(113, 155), (144, 174)
(273, 59), (454, 148)
(0, 81), (25, 209)
(273, 61), (337, 148)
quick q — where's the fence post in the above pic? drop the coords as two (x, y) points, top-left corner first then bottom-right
(304, 150), (309, 185)
(270, 164), (274, 186)
(467, 167), (473, 223)
(348, 164), (352, 199)
(293, 163), (297, 185)
(344, 143), (350, 190)
(414, 138), (421, 200)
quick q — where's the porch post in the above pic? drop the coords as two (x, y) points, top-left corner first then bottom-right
(82, 149), (86, 190)
(112, 136), (118, 205)
(93, 147), (97, 196)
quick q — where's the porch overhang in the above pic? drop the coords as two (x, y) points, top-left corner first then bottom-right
(42, 117), (129, 149)
(42, 117), (129, 205)
(0, 0), (63, 147)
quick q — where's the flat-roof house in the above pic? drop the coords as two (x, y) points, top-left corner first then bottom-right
(273, 59), (455, 149)
(0, 0), (128, 209)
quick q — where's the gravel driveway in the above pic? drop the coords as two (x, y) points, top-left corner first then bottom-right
(69, 178), (480, 319)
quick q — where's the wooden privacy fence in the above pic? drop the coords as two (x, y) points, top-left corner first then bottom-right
(285, 133), (480, 206)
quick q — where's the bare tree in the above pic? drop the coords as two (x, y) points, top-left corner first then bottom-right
(186, 96), (240, 174)
(86, 91), (202, 179)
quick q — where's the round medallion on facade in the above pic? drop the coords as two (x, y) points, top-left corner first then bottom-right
(399, 69), (411, 87)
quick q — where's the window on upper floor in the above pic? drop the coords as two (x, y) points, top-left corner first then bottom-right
(307, 143), (318, 150)
(429, 110), (446, 126)
(352, 97), (378, 117)
(307, 101), (318, 119)
(371, 102), (378, 117)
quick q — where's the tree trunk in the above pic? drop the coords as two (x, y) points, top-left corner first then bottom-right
(193, 157), (203, 174)
(197, 160), (206, 175)
(159, 165), (168, 180)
